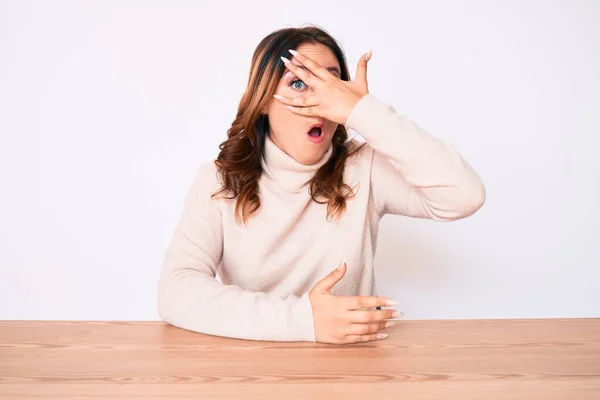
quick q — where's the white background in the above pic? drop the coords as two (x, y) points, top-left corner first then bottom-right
(1, 0), (598, 320)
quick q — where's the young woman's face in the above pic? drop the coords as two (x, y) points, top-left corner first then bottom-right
(265, 42), (341, 165)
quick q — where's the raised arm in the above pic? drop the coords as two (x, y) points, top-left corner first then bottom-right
(345, 94), (486, 220)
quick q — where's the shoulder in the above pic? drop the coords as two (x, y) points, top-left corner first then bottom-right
(340, 135), (378, 191)
(187, 159), (224, 199)
(344, 135), (376, 167)
(197, 159), (220, 183)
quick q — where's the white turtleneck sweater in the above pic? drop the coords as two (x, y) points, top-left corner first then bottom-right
(157, 93), (486, 342)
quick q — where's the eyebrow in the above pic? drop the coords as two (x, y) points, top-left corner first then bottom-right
(326, 66), (341, 77)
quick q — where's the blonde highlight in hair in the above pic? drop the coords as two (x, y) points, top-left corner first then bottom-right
(212, 25), (364, 224)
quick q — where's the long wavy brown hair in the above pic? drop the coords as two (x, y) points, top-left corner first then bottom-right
(212, 25), (364, 224)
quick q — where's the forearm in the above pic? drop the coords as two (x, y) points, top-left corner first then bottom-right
(157, 256), (316, 342)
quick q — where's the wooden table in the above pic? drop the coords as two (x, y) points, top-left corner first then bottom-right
(1, 319), (599, 399)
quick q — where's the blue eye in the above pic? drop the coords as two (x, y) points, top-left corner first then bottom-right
(290, 79), (307, 91)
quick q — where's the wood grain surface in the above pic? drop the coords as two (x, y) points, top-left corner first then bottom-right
(1, 318), (599, 399)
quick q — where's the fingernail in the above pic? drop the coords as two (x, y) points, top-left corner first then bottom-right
(280, 56), (290, 64)
(385, 300), (399, 306)
(337, 262), (346, 272)
(377, 333), (388, 340)
(384, 321), (395, 328)
(288, 49), (299, 56)
(273, 94), (284, 100)
(392, 311), (401, 318)
(365, 49), (372, 62)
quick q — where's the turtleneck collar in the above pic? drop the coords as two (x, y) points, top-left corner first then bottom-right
(261, 134), (334, 193)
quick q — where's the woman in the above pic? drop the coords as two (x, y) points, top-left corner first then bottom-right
(157, 26), (486, 344)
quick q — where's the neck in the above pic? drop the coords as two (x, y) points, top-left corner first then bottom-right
(261, 134), (333, 193)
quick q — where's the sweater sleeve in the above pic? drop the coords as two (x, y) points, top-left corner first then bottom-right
(344, 94), (486, 220)
(157, 162), (316, 342)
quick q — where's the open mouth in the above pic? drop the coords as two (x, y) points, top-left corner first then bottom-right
(307, 126), (323, 137)
(306, 123), (325, 143)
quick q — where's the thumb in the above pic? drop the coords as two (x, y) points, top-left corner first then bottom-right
(354, 50), (371, 90)
(312, 262), (347, 294)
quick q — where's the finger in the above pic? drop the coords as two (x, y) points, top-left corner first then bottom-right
(346, 309), (402, 324)
(273, 94), (319, 107)
(280, 56), (318, 86)
(346, 332), (388, 343)
(339, 295), (398, 310)
(354, 50), (371, 89)
(346, 321), (394, 336)
(288, 49), (333, 81)
(311, 262), (347, 294)
(284, 105), (318, 116)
